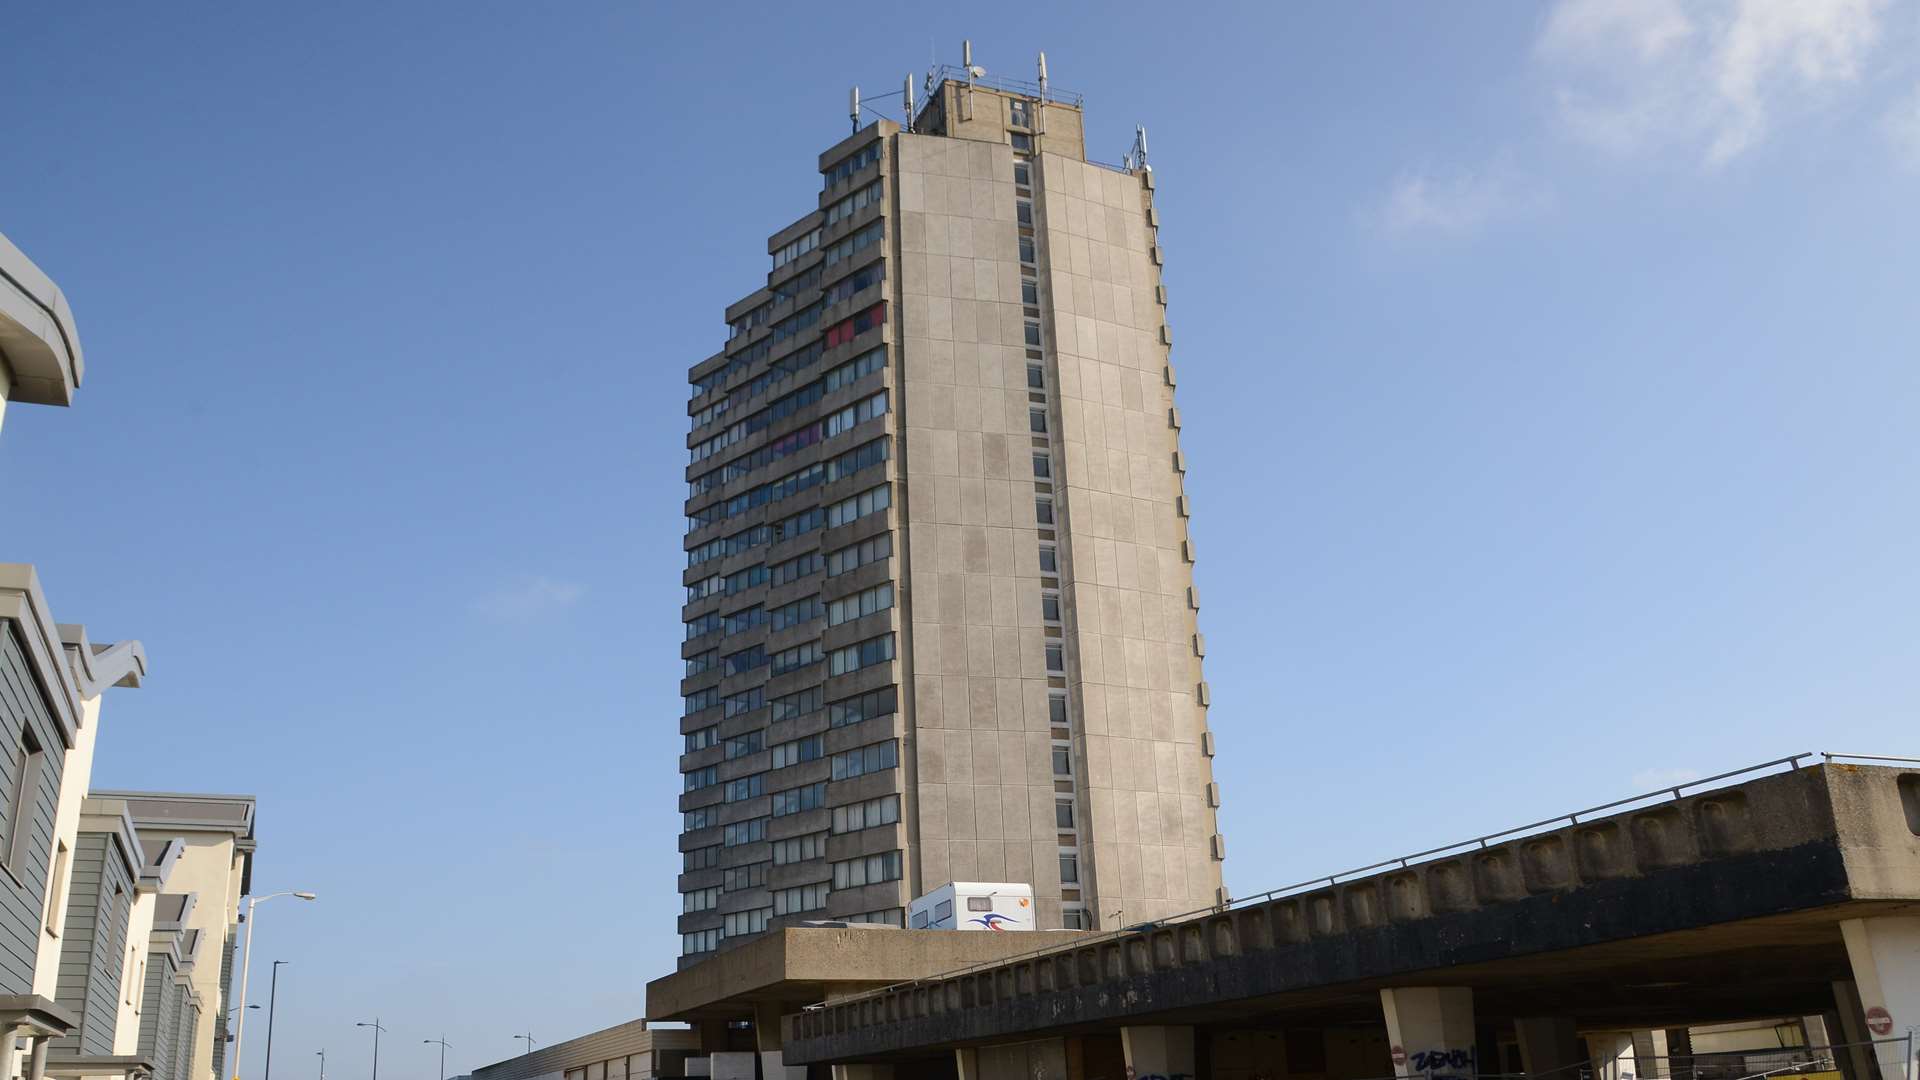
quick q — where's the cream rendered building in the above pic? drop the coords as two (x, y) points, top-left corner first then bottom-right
(676, 59), (1224, 963)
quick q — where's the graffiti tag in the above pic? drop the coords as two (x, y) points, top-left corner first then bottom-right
(1410, 1048), (1476, 1075)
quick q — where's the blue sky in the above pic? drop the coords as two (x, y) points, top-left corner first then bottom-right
(4, 1), (1918, 1075)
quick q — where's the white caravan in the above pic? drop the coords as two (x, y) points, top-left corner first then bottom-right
(908, 882), (1036, 931)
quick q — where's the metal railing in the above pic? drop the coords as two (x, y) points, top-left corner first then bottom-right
(803, 750), (1884, 1011)
(923, 65), (1085, 109)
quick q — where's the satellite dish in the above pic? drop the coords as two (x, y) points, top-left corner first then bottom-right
(969, 65), (987, 78)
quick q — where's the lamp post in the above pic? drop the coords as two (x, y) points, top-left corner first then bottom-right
(423, 1037), (452, 1080)
(355, 1020), (385, 1080)
(514, 1034), (535, 1057)
(232, 891), (317, 1080)
(263, 962), (286, 1080)
(315, 1050), (325, 1080)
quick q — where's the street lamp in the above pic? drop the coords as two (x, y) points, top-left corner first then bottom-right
(232, 891), (317, 1080)
(423, 1037), (452, 1080)
(514, 1034), (535, 1056)
(315, 1050), (325, 1080)
(263, 962), (287, 1080)
(355, 1021), (386, 1080)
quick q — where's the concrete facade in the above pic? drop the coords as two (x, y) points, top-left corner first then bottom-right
(470, 1020), (701, 1080)
(677, 60), (1222, 964)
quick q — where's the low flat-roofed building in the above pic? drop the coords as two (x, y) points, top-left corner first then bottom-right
(0, 228), (84, 428)
(470, 1020), (701, 1080)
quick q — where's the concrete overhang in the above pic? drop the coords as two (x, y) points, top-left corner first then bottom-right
(59, 624), (148, 697)
(646, 926), (1089, 1023)
(0, 230), (83, 406)
(78, 797), (147, 882)
(46, 1054), (157, 1080)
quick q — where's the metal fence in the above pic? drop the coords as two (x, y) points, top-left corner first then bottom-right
(1581, 1037), (1914, 1080)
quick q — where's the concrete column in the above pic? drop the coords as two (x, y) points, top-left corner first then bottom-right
(1833, 982), (1878, 1080)
(965, 1040), (1072, 1079)
(1840, 916), (1920, 1080)
(25, 1036), (49, 1080)
(1587, 1033), (1636, 1080)
(1121, 1027), (1195, 1080)
(1381, 988), (1476, 1080)
(830, 1066), (895, 1080)
(1632, 1030), (1670, 1077)
(708, 1051), (755, 1080)
(753, 1001), (805, 1080)
(696, 1019), (731, 1052)
(1515, 1017), (1588, 1077)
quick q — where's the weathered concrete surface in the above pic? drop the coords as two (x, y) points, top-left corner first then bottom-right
(646, 927), (1087, 1022)
(784, 763), (1920, 1065)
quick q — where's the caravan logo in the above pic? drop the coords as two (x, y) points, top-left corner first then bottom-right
(969, 912), (1020, 931)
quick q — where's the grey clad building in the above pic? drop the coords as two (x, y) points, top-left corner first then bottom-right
(677, 55), (1224, 964)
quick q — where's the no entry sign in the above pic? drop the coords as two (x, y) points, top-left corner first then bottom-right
(1391, 1046), (1408, 1067)
(1865, 1006), (1893, 1037)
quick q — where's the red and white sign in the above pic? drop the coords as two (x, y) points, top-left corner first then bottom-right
(1865, 1006), (1893, 1037)
(1391, 1046), (1408, 1067)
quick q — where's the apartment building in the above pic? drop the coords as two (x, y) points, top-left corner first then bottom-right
(677, 56), (1225, 964)
(3, 229), (261, 1080)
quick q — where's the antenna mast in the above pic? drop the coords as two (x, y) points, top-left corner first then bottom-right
(849, 86), (860, 134)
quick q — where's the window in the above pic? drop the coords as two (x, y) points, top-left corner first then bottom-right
(1059, 854), (1079, 883)
(685, 806), (718, 831)
(684, 845), (722, 872)
(685, 725), (720, 753)
(724, 605), (767, 636)
(825, 179), (884, 226)
(771, 735), (823, 769)
(770, 551), (825, 587)
(831, 850), (903, 889)
(724, 817), (770, 846)
(724, 645), (766, 676)
(824, 302), (887, 349)
(724, 687), (764, 718)
(831, 740), (898, 781)
(823, 221), (884, 266)
(684, 686), (721, 716)
(827, 484), (891, 529)
(1038, 544), (1058, 573)
(685, 611), (723, 640)
(683, 886), (720, 913)
(44, 841), (68, 935)
(829, 686), (898, 729)
(824, 143), (881, 188)
(724, 861), (769, 891)
(1048, 693), (1068, 726)
(828, 533), (892, 576)
(1029, 407), (1048, 433)
(683, 928), (720, 955)
(771, 640), (822, 675)
(1019, 237), (1036, 265)
(772, 228), (820, 270)
(1016, 201), (1033, 226)
(1045, 642), (1065, 673)
(772, 782), (827, 817)
(1033, 453), (1051, 479)
(688, 574), (724, 602)
(724, 730), (765, 759)
(1009, 99), (1031, 127)
(772, 687), (823, 722)
(771, 596), (824, 631)
(911, 910), (929, 928)
(773, 883), (829, 915)
(845, 908), (905, 926)
(1062, 906), (1091, 930)
(825, 261), (886, 306)
(966, 896), (993, 912)
(1041, 592), (1061, 623)
(1056, 800), (1076, 829)
(1052, 747), (1072, 776)
(1013, 162), (1031, 187)
(684, 765), (719, 792)
(724, 564), (769, 595)
(1035, 496), (1055, 525)
(723, 774), (765, 802)
(686, 649), (718, 677)
(771, 832), (827, 865)
(1011, 132), (1033, 151)
(832, 795), (900, 834)
(1023, 281), (1040, 306)
(1027, 361), (1044, 388)
(828, 633), (895, 676)
(828, 582), (893, 626)
(936, 899), (954, 922)
(724, 907), (772, 937)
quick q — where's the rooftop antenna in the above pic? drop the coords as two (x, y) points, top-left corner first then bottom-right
(904, 74), (915, 133)
(849, 86), (861, 134)
(1037, 51), (1048, 104)
(963, 39), (973, 82)
(1135, 126), (1151, 171)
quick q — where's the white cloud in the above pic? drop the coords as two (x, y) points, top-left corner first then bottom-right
(1887, 82), (1920, 168)
(1368, 156), (1549, 237)
(1630, 766), (1705, 792)
(1536, 0), (1888, 166)
(472, 576), (586, 622)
